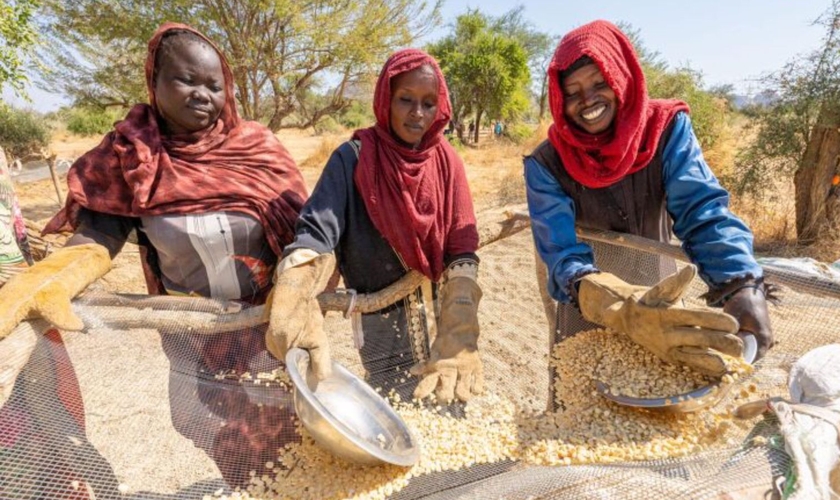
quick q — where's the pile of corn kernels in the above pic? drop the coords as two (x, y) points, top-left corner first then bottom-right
(205, 329), (778, 500)
(589, 329), (717, 398)
(521, 328), (759, 467)
(586, 328), (753, 398)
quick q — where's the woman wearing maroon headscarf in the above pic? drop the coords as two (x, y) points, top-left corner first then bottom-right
(0, 23), (308, 490)
(265, 49), (484, 404)
(526, 21), (774, 403)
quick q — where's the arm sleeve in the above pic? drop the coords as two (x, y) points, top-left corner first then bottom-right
(524, 156), (596, 303)
(66, 208), (133, 259)
(445, 157), (480, 265)
(663, 112), (763, 287)
(282, 145), (351, 257)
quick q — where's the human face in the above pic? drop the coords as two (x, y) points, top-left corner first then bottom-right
(389, 65), (439, 147)
(561, 63), (617, 135)
(154, 40), (226, 135)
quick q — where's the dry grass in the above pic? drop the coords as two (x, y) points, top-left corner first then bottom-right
(299, 135), (345, 170)
(459, 122), (549, 211)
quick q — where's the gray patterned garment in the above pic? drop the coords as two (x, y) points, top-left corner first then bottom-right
(140, 211), (276, 300)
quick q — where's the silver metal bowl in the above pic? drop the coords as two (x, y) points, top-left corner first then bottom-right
(596, 333), (759, 413)
(285, 348), (420, 466)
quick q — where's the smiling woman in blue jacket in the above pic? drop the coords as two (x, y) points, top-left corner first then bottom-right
(526, 20), (774, 398)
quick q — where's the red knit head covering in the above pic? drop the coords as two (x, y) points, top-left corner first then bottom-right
(44, 22), (308, 256)
(547, 20), (688, 188)
(352, 49), (478, 281)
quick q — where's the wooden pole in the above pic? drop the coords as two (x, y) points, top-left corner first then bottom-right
(47, 153), (64, 207)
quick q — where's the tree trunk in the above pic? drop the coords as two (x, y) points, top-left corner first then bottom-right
(794, 104), (840, 244)
(474, 109), (483, 144)
(538, 74), (549, 120)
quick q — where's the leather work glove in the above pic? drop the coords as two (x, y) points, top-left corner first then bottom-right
(0, 243), (112, 339)
(706, 278), (775, 360)
(411, 261), (484, 403)
(577, 265), (743, 377)
(265, 252), (336, 380)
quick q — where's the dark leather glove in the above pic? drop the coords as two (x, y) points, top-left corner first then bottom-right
(715, 279), (776, 360)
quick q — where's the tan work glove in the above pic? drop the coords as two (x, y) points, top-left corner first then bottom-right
(577, 265), (742, 377)
(265, 252), (336, 380)
(411, 261), (484, 403)
(0, 243), (111, 339)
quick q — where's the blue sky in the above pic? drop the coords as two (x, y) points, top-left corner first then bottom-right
(3, 0), (831, 112)
(427, 0), (830, 93)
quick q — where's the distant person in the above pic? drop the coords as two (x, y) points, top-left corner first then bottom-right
(468, 120), (475, 142)
(265, 49), (484, 404)
(494, 120), (504, 139)
(526, 20), (774, 405)
(0, 23), (308, 489)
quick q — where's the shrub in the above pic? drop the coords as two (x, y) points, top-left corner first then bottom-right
(0, 104), (49, 160)
(313, 115), (343, 135)
(646, 67), (728, 152)
(446, 135), (466, 152)
(337, 100), (373, 129)
(503, 122), (537, 145)
(65, 106), (124, 136)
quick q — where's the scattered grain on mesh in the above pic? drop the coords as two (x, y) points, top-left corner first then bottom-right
(210, 394), (517, 500)
(518, 328), (768, 467)
(209, 329), (778, 499)
(213, 368), (292, 390)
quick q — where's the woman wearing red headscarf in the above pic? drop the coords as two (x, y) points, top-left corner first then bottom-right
(0, 23), (308, 490)
(526, 21), (774, 401)
(265, 49), (483, 404)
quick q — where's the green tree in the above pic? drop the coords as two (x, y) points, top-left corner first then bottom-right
(490, 6), (554, 120)
(0, 0), (40, 96)
(428, 9), (530, 144)
(729, 1), (840, 244)
(619, 21), (728, 152)
(38, 0), (441, 130)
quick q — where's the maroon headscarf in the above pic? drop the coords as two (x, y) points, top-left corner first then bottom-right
(44, 23), (307, 256)
(352, 49), (478, 281)
(547, 20), (689, 188)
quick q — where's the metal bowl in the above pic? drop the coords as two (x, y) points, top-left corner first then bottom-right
(285, 348), (420, 466)
(596, 333), (759, 413)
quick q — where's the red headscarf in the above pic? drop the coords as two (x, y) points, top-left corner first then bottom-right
(44, 23), (307, 256)
(352, 49), (478, 282)
(547, 20), (689, 188)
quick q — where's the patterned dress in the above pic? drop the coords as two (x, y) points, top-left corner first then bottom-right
(0, 148), (32, 286)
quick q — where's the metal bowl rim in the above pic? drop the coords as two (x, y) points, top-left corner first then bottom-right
(285, 347), (420, 466)
(593, 333), (758, 412)
(595, 379), (723, 410)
